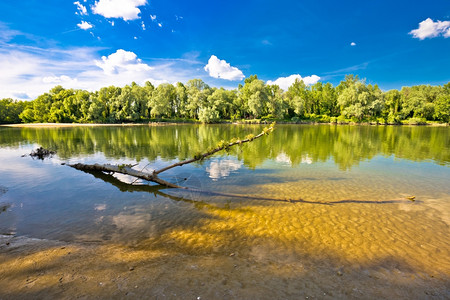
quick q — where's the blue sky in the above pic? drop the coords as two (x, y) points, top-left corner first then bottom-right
(0, 0), (449, 100)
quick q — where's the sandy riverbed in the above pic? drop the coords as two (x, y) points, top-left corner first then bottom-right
(1, 216), (449, 300)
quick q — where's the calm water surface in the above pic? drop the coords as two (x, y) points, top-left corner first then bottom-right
(0, 124), (449, 280)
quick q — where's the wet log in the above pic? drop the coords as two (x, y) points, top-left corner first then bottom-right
(69, 163), (183, 188)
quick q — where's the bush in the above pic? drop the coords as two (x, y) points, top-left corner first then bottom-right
(306, 113), (318, 121)
(198, 107), (220, 123)
(319, 115), (331, 123)
(407, 117), (427, 125)
(376, 117), (386, 125)
(387, 114), (401, 124)
(261, 114), (274, 121)
(291, 116), (300, 123)
(337, 115), (347, 124)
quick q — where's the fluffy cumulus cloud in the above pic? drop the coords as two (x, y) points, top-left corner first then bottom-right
(74, 1), (88, 15)
(204, 55), (245, 81)
(267, 74), (320, 90)
(95, 49), (152, 75)
(92, 0), (147, 21)
(77, 21), (93, 30)
(350, 42), (356, 46)
(410, 18), (450, 40)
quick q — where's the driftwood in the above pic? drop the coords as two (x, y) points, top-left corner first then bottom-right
(28, 147), (56, 160)
(69, 163), (182, 188)
(69, 123), (276, 189)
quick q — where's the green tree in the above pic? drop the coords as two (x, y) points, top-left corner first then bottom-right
(337, 75), (383, 121)
(433, 93), (450, 122)
(150, 83), (176, 118)
(186, 79), (211, 119)
(286, 79), (308, 117)
(239, 75), (268, 118)
(0, 98), (26, 124)
(207, 88), (233, 119)
(174, 82), (188, 118)
(319, 82), (338, 116)
(266, 84), (286, 118)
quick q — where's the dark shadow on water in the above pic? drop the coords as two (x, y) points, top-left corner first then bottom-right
(80, 168), (414, 207)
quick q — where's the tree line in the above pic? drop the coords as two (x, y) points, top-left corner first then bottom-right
(1, 74), (449, 124)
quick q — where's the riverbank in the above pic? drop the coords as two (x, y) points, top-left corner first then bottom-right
(1, 120), (448, 128)
(1, 234), (448, 299)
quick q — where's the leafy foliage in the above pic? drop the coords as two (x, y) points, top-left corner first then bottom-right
(1, 75), (449, 124)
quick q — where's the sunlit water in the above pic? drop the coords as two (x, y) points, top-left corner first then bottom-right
(0, 124), (449, 293)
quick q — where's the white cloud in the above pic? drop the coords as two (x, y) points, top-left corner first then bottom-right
(267, 74), (320, 90)
(42, 75), (77, 84)
(77, 21), (93, 30)
(74, 1), (88, 15)
(0, 45), (204, 99)
(350, 42), (356, 46)
(158, 22), (162, 28)
(92, 0), (147, 21)
(141, 21), (146, 30)
(0, 25), (21, 42)
(0, 25), (213, 100)
(95, 49), (152, 75)
(0, 45), (98, 99)
(150, 14), (156, 21)
(410, 18), (450, 40)
(204, 55), (245, 81)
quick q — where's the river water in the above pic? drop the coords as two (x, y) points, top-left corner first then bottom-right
(0, 124), (449, 298)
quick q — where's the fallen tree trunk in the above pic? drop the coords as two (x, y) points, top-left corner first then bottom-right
(69, 163), (183, 188)
(69, 123), (275, 189)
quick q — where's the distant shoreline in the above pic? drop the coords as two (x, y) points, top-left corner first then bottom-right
(1, 123), (151, 128)
(1, 121), (448, 128)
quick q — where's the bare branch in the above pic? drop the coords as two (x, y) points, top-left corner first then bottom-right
(153, 122), (275, 175)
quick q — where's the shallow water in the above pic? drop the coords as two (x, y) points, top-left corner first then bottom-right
(0, 124), (449, 296)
